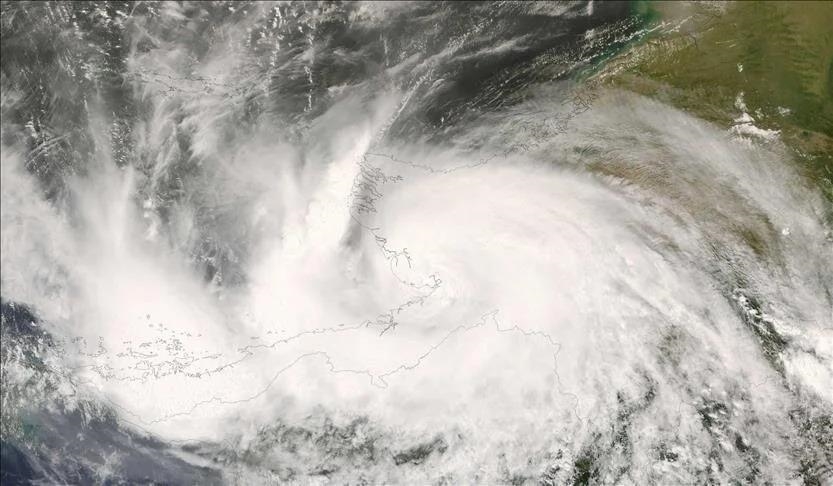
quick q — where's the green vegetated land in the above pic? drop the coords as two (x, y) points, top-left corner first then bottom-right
(607, 1), (833, 204)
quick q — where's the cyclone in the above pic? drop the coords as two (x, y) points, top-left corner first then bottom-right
(1, 2), (831, 484)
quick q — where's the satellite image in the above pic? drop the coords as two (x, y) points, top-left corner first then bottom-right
(1, 1), (831, 484)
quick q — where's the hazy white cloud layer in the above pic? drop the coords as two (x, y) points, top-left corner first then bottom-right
(1, 2), (831, 484)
